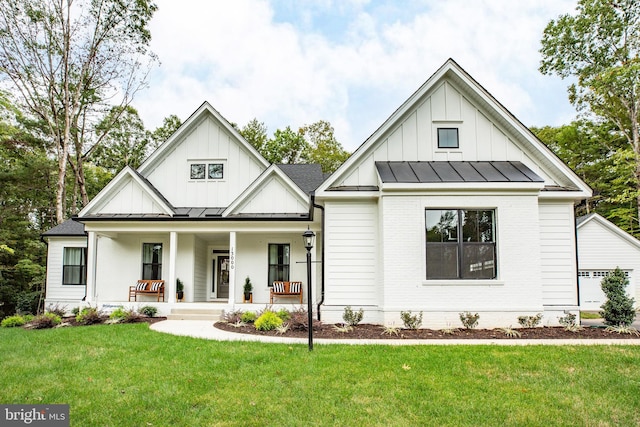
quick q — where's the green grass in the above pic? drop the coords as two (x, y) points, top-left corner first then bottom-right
(1, 324), (640, 426)
(580, 311), (602, 319)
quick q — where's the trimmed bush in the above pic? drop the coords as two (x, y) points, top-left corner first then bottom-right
(400, 311), (423, 330)
(517, 313), (543, 328)
(241, 311), (257, 323)
(276, 308), (291, 321)
(254, 310), (283, 331)
(109, 307), (142, 324)
(139, 306), (158, 317)
(343, 306), (364, 326)
(76, 307), (105, 325)
(1, 315), (27, 328)
(600, 268), (636, 326)
(459, 312), (480, 329)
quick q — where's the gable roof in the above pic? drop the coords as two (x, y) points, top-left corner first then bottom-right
(41, 218), (86, 237)
(138, 101), (269, 175)
(276, 164), (326, 193)
(316, 58), (591, 198)
(576, 213), (640, 250)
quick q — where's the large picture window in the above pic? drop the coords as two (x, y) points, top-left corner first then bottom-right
(142, 243), (163, 280)
(425, 209), (496, 280)
(62, 247), (86, 285)
(268, 244), (290, 285)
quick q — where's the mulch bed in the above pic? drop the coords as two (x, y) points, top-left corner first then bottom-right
(214, 322), (640, 340)
(59, 316), (167, 327)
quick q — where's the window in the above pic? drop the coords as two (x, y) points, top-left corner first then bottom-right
(190, 162), (224, 180)
(425, 209), (496, 279)
(437, 128), (459, 148)
(62, 247), (86, 285)
(142, 243), (162, 280)
(268, 244), (290, 285)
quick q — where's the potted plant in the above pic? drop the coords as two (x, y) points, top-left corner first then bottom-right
(176, 278), (184, 301)
(243, 276), (253, 303)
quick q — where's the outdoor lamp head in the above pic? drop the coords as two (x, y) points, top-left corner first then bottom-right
(302, 227), (315, 250)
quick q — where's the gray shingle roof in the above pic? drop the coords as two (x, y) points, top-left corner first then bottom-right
(375, 161), (544, 183)
(41, 219), (86, 237)
(276, 164), (326, 194)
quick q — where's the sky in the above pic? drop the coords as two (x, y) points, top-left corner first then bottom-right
(135, 0), (579, 152)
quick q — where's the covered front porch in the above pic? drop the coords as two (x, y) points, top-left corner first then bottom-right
(82, 220), (321, 312)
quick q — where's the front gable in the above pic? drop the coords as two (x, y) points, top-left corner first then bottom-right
(317, 59), (590, 199)
(224, 165), (310, 217)
(79, 167), (174, 216)
(138, 102), (269, 208)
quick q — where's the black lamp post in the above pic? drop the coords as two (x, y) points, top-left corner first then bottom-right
(302, 227), (316, 351)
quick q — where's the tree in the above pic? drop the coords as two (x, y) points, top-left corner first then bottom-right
(540, 0), (640, 224)
(600, 267), (636, 326)
(0, 0), (158, 223)
(148, 114), (182, 151)
(239, 118), (268, 152)
(301, 120), (350, 173)
(262, 126), (308, 164)
(90, 106), (149, 174)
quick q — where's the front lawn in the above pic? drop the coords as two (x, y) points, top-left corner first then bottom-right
(1, 324), (639, 426)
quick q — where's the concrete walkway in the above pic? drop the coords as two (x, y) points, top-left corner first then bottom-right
(150, 320), (640, 346)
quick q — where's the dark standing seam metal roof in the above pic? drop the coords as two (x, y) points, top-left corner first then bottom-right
(375, 161), (544, 183)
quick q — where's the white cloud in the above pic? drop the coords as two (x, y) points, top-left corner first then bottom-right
(135, 0), (578, 151)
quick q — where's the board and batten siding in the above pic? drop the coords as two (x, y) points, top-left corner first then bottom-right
(145, 115), (265, 208)
(539, 202), (578, 306)
(192, 235), (208, 302)
(98, 179), (167, 214)
(234, 176), (308, 214)
(324, 201), (379, 306)
(335, 81), (554, 188)
(45, 237), (87, 301)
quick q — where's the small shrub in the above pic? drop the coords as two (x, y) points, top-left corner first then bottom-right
(241, 311), (257, 323)
(139, 306), (158, 317)
(275, 323), (290, 335)
(288, 307), (320, 331)
(500, 326), (522, 338)
(76, 307), (104, 325)
(400, 311), (423, 330)
(517, 313), (543, 328)
(46, 304), (67, 318)
(1, 315), (27, 328)
(71, 307), (80, 316)
(221, 310), (243, 324)
(254, 310), (283, 331)
(29, 312), (61, 329)
(605, 324), (640, 336)
(558, 312), (577, 328)
(600, 268), (636, 326)
(276, 308), (291, 321)
(381, 325), (400, 336)
(441, 323), (459, 335)
(109, 307), (142, 324)
(333, 324), (353, 333)
(459, 312), (480, 329)
(342, 306), (364, 326)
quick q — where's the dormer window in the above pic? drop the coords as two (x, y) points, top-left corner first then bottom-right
(189, 161), (225, 180)
(437, 128), (459, 149)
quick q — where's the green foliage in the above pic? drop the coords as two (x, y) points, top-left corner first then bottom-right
(558, 313), (577, 328)
(300, 120), (350, 173)
(275, 308), (291, 321)
(76, 307), (104, 325)
(1, 315), (27, 328)
(262, 126), (308, 164)
(28, 312), (61, 329)
(139, 306), (158, 317)
(176, 278), (184, 292)
(517, 313), (543, 328)
(342, 306), (364, 326)
(46, 304), (67, 318)
(400, 311), (423, 330)
(459, 312), (480, 329)
(243, 277), (252, 294)
(109, 307), (142, 324)
(241, 311), (257, 324)
(239, 118), (268, 152)
(605, 324), (640, 336)
(254, 310), (283, 331)
(600, 268), (636, 326)
(221, 310), (243, 324)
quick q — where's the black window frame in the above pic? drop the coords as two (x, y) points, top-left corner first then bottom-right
(437, 128), (459, 149)
(142, 243), (163, 280)
(267, 243), (290, 286)
(190, 163), (206, 179)
(62, 247), (87, 286)
(208, 163), (224, 179)
(425, 209), (496, 280)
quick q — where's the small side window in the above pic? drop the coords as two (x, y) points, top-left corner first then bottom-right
(190, 164), (205, 179)
(437, 128), (459, 149)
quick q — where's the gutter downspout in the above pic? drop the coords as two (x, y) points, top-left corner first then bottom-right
(310, 193), (325, 321)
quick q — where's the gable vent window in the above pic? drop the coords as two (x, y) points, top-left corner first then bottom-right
(437, 128), (459, 149)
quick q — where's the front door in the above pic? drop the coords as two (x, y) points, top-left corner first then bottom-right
(213, 255), (230, 299)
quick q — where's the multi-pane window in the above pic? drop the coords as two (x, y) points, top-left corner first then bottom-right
(190, 162), (224, 179)
(62, 247), (86, 285)
(142, 243), (162, 280)
(425, 209), (496, 279)
(268, 244), (290, 285)
(437, 128), (459, 148)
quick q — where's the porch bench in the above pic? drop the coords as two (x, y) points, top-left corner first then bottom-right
(128, 280), (165, 302)
(270, 281), (303, 304)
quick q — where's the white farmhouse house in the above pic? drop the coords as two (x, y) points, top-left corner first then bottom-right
(576, 213), (640, 311)
(43, 59), (592, 327)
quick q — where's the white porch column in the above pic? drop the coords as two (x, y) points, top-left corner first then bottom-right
(85, 231), (98, 303)
(167, 231), (177, 303)
(228, 231), (237, 305)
